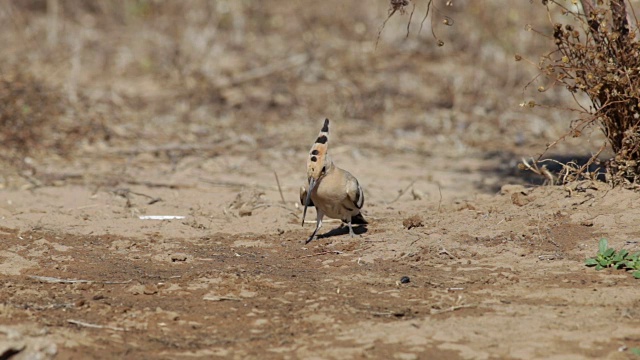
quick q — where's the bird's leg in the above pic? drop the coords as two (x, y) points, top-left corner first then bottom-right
(347, 220), (355, 238)
(305, 211), (324, 244)
(305, 225), (319, 244)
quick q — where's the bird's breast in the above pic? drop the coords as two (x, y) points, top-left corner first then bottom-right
(312, 176), (345, 203)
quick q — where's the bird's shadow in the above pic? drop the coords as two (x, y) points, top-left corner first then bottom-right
(317, 223), (368, 239)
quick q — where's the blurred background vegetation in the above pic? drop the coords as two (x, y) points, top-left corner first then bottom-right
(0, 0), (611, 187)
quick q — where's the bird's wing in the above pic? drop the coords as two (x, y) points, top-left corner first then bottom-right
(345, 174), (364, 210)
(300, 185), (314, 207)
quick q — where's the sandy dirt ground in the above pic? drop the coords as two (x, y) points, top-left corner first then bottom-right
(1, 1), (640, 359)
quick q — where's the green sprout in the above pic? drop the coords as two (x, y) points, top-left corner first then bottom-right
(585, 239), (640, 279)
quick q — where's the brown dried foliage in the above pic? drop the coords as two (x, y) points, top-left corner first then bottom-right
(536, 0), (640, 184)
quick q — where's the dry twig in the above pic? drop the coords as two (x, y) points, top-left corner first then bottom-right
(226, 53), (308, 87)
(388, 180), (417, 204)
(430, 303), (477, 315)
(273, 171), (286, 205)
(439, 248), (455, 259)
(29, 275), (131, 284)
(67, 319), (126, 331)
(520, 157), (555, 185)
(203, 296), (242, 302)
(297, 250), (343, 258)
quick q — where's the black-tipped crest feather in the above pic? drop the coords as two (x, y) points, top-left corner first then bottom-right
(321, 118), (329, 132)
(302, 119), (331, 227)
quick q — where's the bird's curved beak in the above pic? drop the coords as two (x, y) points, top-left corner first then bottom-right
(301, 177), (316, 226)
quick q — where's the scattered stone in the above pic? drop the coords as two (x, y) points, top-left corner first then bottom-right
(238, 205), (252, 217)
(457, 201), (477, 211)
(188, 321), (202, 329)
(230, 189), (265, 217)
(170, 253), (188, 262)
(127, 284), (145, 295)
(411, 188), (425, 200)
(511, 192), (533, 206)
(580, 219), (594, 227)
(500, 184), (527, 195)
(143, 284), (158, 295)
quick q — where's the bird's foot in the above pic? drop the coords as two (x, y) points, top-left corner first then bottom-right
(305, 234), (316, 244)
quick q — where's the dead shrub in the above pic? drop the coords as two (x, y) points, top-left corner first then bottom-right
(529, 0), (640, 185)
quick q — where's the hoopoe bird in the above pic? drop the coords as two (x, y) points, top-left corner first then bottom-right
(300, 118), (367, 244)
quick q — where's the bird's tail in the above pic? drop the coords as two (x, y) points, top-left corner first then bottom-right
(351, 212), (368, 225)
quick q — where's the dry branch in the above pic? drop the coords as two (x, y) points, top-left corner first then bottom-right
(610, 0), (629, 38)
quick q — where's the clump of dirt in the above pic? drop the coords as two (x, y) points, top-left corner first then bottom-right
(402, 214), (424, 229)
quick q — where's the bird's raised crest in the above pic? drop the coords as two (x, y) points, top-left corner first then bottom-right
(307, 118), (330, 178)
(302, 118), (331, 226)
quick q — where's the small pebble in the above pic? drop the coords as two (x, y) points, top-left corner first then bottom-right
(144, 284), (158, 295)
(400, 276), (411, 284)
(170, 253), (188, 262)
